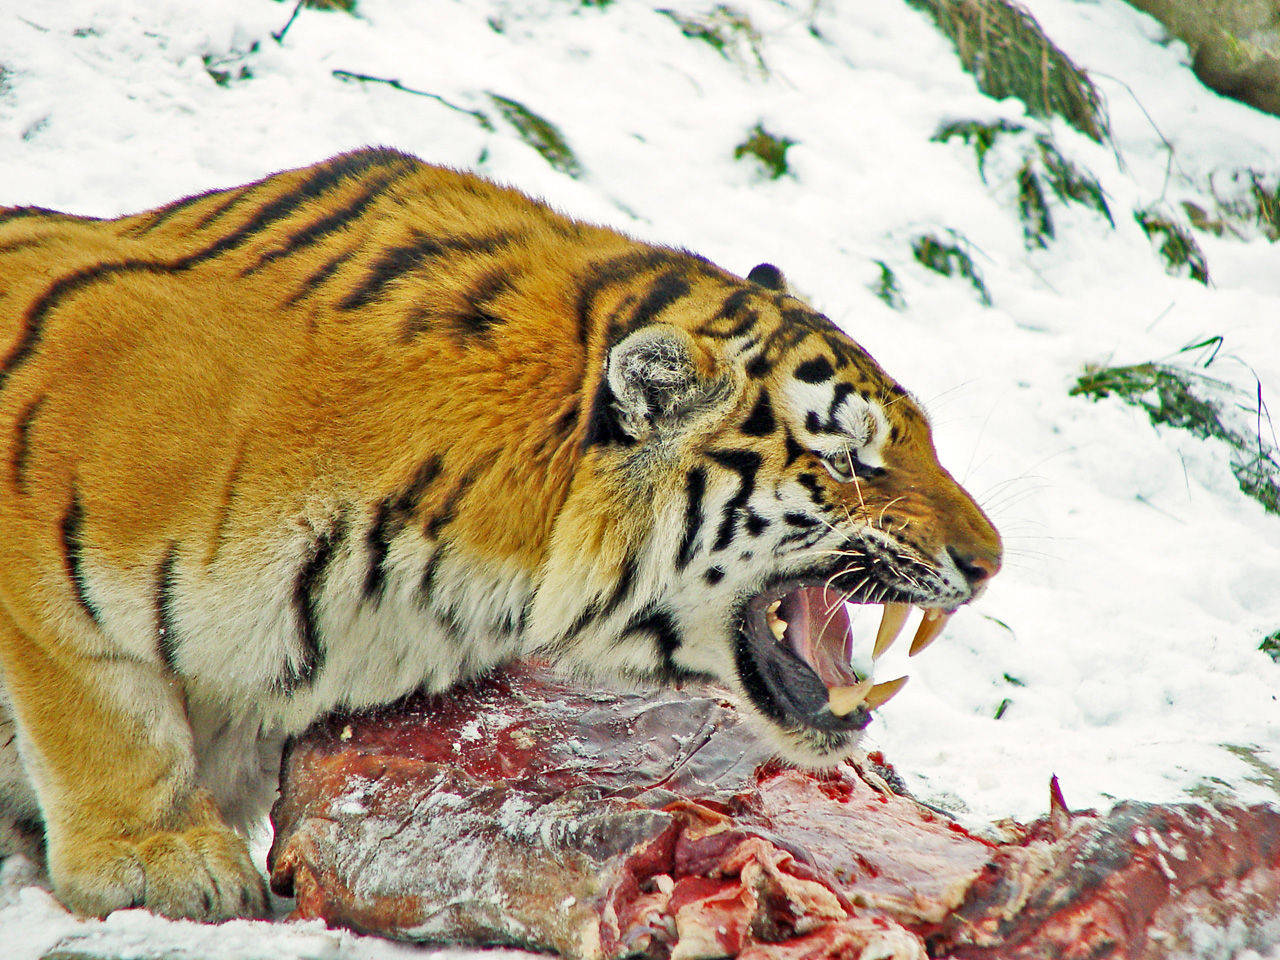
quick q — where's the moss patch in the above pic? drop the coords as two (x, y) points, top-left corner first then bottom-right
(911, 231), (992, 305)
(1071, 345), (1279, 515)
(1261, 630), (1280, 663)
(905, 0), (1108, 142)
(1134, 208), (1209, 284)
(658, 5), (767, 76)
(870, 260), (906, 310)
(487, 94), (583, 179)
(733, 124), (796, 180)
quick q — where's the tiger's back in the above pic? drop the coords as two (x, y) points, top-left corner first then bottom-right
(0, 148), (1000, 922)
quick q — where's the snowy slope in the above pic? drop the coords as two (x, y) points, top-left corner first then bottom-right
(1, 0), (1279, 956)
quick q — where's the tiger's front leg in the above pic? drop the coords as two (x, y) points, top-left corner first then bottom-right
(0, 605), (267, 920)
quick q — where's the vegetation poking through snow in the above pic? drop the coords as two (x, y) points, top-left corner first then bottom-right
(911, 231), (992, 305)
(1261, 630), (1280, 663)
(657, 5), (767, 76)
(1072, 344), (1280, 515)
(905, 0), (1108, 142)
(932, 118), (1026, 177)
(298, 0), (357, 11)
(202, 44), (258, 87)
(487, 94), (582, 177)
(870, 260), (906, 309)
(733, 123), (796, 179)
(934, 120), (1111, 249)
(1184, 169), (1280, 242)
(1133, 208), (1209, 284)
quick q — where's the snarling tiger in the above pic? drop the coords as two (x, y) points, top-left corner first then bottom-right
(0, 147), (1000, 921)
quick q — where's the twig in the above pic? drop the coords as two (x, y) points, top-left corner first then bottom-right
(331, 70), (493, 129)
(273, 0), (306, 43)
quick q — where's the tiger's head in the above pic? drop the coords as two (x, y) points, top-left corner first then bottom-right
(535, 260), (1001, 765)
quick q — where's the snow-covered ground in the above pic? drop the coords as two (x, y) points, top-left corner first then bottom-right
(2, 0), (1278, 956)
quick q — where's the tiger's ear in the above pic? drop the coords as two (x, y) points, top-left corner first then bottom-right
(746, 262), (787, 292)
(598, 324), (721, 444)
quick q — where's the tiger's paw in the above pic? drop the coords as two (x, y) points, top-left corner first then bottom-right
(52, 824), (268, 921)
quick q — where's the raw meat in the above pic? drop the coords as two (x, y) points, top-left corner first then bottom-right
(268, 664), (1280, 959)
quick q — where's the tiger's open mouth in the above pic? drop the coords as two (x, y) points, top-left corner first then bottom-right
(736, 581), (953, 734)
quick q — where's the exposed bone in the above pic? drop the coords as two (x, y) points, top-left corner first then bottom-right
(908, 610), (951, 657)
(872, 603), (912, 659)
(864, 675), (909, 710)
(826, 678), (873, 717)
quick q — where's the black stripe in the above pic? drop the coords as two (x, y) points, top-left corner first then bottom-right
(744, 511), (769, 536)
(600, 551), (639, 620)
(155, 544), (181, 673)
(621, 605), (708, 683)
(796, 472), (827, 506)
(284, 517), (345, 691)
(451, 268), (515, 338)
(704, 566), (725, 585)
(288, 245), (353, 305)
(700, 288), (754, 338)
(60, 488), (102, 626)
(182, 150), (399, 270)
(795, 356), (834, 383)
(0, 206), (96, 225)
(11, 395), (44, 493)
(574, 249), (681, 346)
(1, 260), (171, 391)
(190, 185), (256, 231)
(363, 456), (443, 600)
(424, 466), (478, 540)
(627, 270), (691, 332)
(133, 187), (226, 235)
(783, 511), (820, 528)
(553, 405), (579, 442)
(782, 428), (805, 466)
(362, 499), (395, 600)
(740, 392), (775, 436)
(0, 237), (51, 257)
(419, 544), (448, 612)
(707, 449), (762, 552)
(340, 231), (514, 311)
(676, 467), (706, 570)
(245, 164), (408, 274)
(745, 353), (771, 378)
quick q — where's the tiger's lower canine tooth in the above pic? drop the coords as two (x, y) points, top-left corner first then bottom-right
(872, 602), (911, 659)
(827, 679), (873, 717)
(908, 611), (952, 657)
(864, 675), (909, 710)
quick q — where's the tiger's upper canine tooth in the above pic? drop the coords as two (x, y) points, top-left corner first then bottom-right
(908, 610), (952, 656)
(872, 602), (912, 659)
(827, 678), (873, 717)
(864, 675), (909, 710)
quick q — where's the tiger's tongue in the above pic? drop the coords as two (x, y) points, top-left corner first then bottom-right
(784, 586), (861, 687)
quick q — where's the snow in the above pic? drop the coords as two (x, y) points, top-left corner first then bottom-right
(1, 0), (1279, 956)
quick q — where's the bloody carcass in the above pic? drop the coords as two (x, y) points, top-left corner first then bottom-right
(268, 664), (1280, 959)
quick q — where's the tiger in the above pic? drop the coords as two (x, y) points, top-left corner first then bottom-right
(0, 147), (1001, 922)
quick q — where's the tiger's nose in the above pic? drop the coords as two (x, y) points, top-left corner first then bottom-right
(947, 546), (1000, 589)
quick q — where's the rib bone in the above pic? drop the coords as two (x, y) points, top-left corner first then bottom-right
(908, 610), (951, 657)
(872, 603), (912, 659)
